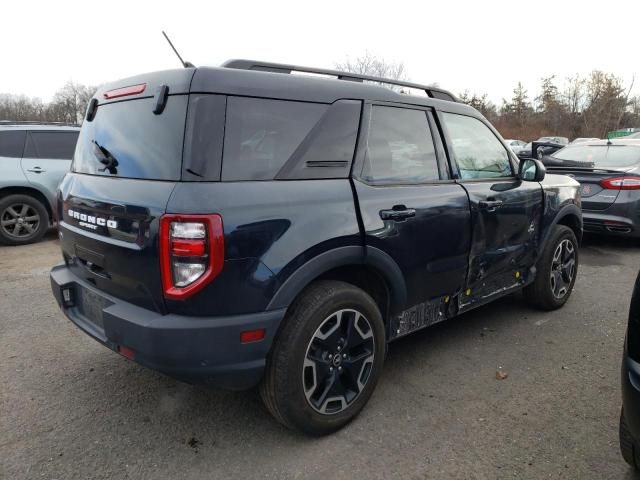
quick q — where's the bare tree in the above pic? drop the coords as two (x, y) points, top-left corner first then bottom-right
(335, 53), (408, 91)
(48, 82), (96, 124)
(0, 82), (96, 124)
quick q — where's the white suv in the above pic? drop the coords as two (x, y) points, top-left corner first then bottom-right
(0, 123), (79, 245)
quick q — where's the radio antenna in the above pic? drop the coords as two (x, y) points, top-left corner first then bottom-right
(162, 31), (195, 68)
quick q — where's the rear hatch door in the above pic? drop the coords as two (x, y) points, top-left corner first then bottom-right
(58, 69), (194, 312)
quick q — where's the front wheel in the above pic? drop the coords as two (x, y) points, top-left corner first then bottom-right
(260, 280), (386, 435)
(524, 225), (578, 310)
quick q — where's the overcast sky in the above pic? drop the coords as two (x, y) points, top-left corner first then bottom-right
(2, 0), (639, 105)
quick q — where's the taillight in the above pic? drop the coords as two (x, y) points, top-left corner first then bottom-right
(159, 214), (224, 300)
(600, 176), (640, 190)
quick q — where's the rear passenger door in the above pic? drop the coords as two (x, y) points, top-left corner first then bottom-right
(21, 130), (78, 201)
(353, 103), (471, 318)
(438, 112), (543, 308)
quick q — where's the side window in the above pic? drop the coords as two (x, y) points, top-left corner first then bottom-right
(24, 131), (79, 160)
(222, 97), (327, 181)
(441, 113), (512, 179)
(362, 106), (439, 184)
(0, 131), (26, 158)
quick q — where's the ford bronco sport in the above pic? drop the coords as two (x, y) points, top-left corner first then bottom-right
(50, 60), (582, 435)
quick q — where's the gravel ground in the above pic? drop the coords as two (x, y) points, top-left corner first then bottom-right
(1, 231), (638, 480)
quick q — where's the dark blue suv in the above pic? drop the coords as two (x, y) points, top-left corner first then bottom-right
(50, 60), (582, 434)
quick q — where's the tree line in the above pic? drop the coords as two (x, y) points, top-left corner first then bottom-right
(0, 82), (95, 125)
(336, 55), (639, 141)
(459, 72), (638, 141)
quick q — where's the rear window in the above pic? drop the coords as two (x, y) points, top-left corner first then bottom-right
(553, 145), (640, 168)
(0, 130), (26, 158)
(25, 131), (78, 160)
(73, 96), (187, 180)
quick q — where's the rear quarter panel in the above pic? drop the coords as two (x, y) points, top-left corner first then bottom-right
(166, 180), (361, 315)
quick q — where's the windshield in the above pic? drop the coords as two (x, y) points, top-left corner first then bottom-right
(552, 145), (640, 168)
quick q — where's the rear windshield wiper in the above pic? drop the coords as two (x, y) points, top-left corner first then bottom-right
(92, 140), (119, 174)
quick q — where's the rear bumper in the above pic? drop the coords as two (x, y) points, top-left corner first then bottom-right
(622, 353), (640, 442)
(583, 193), (640, 237)
(50, 264), (285, 390)
(582, 211), (640, 237)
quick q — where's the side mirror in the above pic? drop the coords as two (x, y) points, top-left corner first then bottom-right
(519, 158), (545, 182)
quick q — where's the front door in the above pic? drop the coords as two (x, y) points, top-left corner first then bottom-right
(438, 111), (543, 310)
(354, 104), (471, 325)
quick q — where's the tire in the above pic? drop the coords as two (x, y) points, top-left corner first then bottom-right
(0, 194), (49, 246)
(620, 408), (640, 469)
(524, 225), (578, 310)
(260, 280), (386, 435)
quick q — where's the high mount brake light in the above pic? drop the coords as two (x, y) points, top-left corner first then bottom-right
(600, 177), (640, 190)
(159, 214), (224, 300)
(103, 83), (147, 100)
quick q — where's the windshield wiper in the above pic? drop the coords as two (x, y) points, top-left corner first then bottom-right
(92, 140), (119, 174)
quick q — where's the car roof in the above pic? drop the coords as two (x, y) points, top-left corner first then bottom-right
(96, 63), (482, 119)
(191, 66), (478, 115)
(0, 124), (80, 132)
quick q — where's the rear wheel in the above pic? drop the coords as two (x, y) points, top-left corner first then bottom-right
(0, 194), (49, 246)
(524, 225), (578, 310)
(260, 280), (385, 435)
(620, 408), (640, 469)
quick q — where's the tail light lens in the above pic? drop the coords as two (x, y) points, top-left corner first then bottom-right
(600, 176), (640, 190)
(159, 214), (224, 300)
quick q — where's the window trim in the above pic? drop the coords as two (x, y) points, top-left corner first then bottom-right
(353, 102), (451, 187)
(435, 110), (518, 181)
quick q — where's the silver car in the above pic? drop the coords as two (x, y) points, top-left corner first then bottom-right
(0, 123), (79, 245)
(543, 138), (640, 237)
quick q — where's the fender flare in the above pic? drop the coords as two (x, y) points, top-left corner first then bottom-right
(266, 245), (407, 312)
(539, 203), (583, 256)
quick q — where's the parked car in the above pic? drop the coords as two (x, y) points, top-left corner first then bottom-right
(504, 139), (527, 154)
(620, 270), (640, 470)
(517, 136), (569, 160)
(0, 123), (79, 245)
(569, 137), (600, 145)
(49, 60), (582, 435)
(542, 139), (640, 236)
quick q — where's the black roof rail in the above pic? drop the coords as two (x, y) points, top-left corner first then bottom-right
(0, 120), (80, 127)
(221, 59), (458, 102)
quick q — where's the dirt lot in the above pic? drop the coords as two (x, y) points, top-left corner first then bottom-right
(1, 231), (638, 479)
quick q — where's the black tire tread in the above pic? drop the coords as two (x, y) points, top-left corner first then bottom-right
(524, 225), (578, 310)
(0, 194), (49, 246)
(260, 280), (383, 435)
(620, 408), (640, 470)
